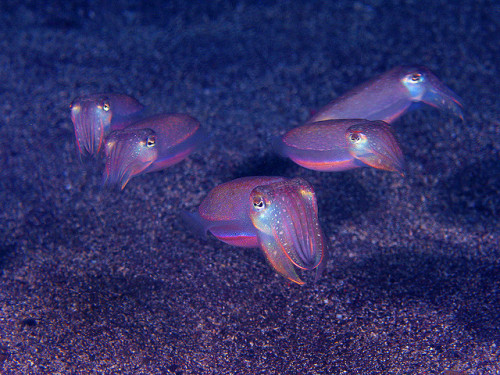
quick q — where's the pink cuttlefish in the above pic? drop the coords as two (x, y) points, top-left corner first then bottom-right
(70, 93), (145, 157)
(308, 65), (464, 124)
(104, 113), (206, 189)
(183, 176), (327, 285)
(277, 119), (405, 175)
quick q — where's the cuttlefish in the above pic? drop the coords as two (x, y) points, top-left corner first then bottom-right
(183, 177), (327, 285)
(70, 93), (145, 157)
(277, 119), (405, 175)
(104, 113), (206, 189)
(307, 65), (464, 124)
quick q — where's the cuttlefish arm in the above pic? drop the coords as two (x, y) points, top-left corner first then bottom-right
(104, 113), (206, 189)
(308, 65), (464, 124)
(70, 93), (145, 157)
(249, 178), (326, 285)
(278, 119), (405, 175)
(183, 176), (327, 285)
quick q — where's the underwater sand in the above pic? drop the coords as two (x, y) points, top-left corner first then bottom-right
(0, 1), (498, 373)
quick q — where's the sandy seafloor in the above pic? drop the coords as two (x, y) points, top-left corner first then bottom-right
(0, 1), (498, 374)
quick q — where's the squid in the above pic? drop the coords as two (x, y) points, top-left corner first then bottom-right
(183, 176), (327, 285)
(277, 119), (405, 175)
(104, 113), (206, 189)
(307, 65), (464, 124)
(70, 93), (145, 157)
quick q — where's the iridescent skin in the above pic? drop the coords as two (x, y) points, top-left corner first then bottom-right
(70, 93), (145, 157)
(278, 119), (405, 175)
(183, 177), (327, 285)
(104, 113), (205, 189)
(308, 65), (464, 124)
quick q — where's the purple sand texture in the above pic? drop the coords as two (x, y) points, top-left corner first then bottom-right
(0, 1), (498, 374)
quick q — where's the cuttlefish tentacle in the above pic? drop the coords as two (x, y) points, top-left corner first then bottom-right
(307, 65), (464, 124)
(249, 178), (325, 284)
(346, 120), (405, 175)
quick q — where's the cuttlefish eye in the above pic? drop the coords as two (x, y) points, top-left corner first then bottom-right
(146, 135), (156, 148)
(411, 72), (423, 82)
(252, 195), (266, 211)
(404, 72), (424, 84)
(348, 131), (368, 146)
(102, 101), (111, 111)
(349, 132), (362, 143)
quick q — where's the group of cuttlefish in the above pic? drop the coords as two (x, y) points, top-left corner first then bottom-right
(70, 66), (463, 285)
